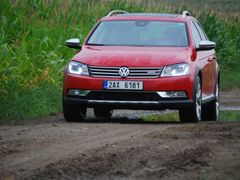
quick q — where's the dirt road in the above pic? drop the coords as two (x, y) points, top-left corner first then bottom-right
(0, 91), (240, 180)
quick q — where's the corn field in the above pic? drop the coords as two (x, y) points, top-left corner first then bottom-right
(0, 0), (239, 122)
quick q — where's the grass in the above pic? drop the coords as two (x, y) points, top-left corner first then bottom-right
(141, 111), (240, 122)
(219, 111), (240, 122)
(0, 82), (61, 125)
(0, 0), (239, 122)
(141, 112), (180, 122)
(221, 71), (240, 91)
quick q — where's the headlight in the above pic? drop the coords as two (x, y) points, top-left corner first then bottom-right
(68, 61), (89, 75)
(161, 63), (190, 77)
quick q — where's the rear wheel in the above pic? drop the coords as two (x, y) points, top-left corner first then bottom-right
(202, 81), (219, 121)
(179, 76), (202, 123)
(94, 108), (113, 118)
(63, 101), (86, 122)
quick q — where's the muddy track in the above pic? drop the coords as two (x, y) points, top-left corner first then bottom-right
(0, 91), (240, 180)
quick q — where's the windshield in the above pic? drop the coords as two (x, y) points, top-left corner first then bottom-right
(87, 20), (188, 47)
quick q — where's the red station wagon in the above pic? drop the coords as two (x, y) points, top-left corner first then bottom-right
(63, 10), (220, 122)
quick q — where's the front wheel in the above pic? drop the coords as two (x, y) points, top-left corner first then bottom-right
(179, 76), (202, 123)
(63, 101), (86, 122)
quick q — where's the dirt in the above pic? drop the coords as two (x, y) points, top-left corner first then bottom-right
(0, 91), (240, 180)
(220, 89), (240, 111)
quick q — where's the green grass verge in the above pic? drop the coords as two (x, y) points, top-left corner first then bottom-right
(141, 111), (240, 122)
(221, 71), (240, 91)
(141, 112), (180, 122)
(219, 111), (240, 122)
(0, 83), (62, 125)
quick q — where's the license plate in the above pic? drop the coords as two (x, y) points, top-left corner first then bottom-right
(103, 81), (143, 90)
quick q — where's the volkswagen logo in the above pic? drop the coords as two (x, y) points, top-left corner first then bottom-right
(119, 67), (130, 78)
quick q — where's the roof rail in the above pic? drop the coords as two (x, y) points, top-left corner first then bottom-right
(107, 10), (128, 17)
(182, 11), (191, 18)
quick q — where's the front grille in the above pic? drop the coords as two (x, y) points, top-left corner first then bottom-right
(88, 91), (161, 101)
(88, 66), (163, 78)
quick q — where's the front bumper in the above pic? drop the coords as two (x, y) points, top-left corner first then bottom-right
(63, 95), (193, 110)
(63, 74), (195, 110)
(64, 74), (195, 99)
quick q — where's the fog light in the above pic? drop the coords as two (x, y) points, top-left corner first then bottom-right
(157, 91), (187, 98)
(68, 89), (90, 96)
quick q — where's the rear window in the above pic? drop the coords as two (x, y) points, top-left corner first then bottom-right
(87, 20), (189, 47)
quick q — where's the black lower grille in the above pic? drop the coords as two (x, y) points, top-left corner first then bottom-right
(67, 91), (188, 101)
(87, 91), (161, 101)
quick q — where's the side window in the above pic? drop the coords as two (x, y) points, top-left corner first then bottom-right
(193, 21), (208, 40)
(190, 21), (202, 47)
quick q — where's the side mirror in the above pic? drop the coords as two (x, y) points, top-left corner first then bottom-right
(197, 40), (216, 51)
(65, 38), (81, 49)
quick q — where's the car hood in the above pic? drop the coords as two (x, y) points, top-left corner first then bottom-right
(73, 46), (192, 67)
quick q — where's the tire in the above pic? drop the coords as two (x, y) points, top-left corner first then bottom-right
(63, 101), (86, 122)
(179, 76), (202, 123)
(202, 81), (219, 121)
(94, 108), (113, 118)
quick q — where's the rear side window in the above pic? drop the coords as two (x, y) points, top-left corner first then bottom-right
(87, 20), (189, 47)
